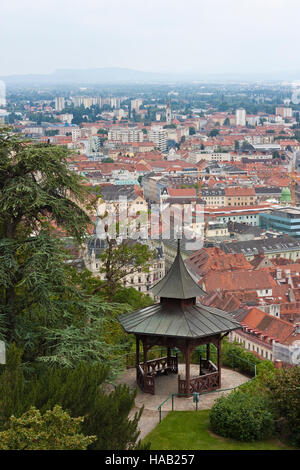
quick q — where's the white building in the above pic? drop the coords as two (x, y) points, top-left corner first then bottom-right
(188, 152), (232, 164)
(276, 106), (293, 118)
(148, 125), (167, 152)
(235, 108), (246, 126)
(55, 97), (65, 112)
(59, 113), (73, 124)
(108, 127), (144, 143)
(131, 99), (143, 112)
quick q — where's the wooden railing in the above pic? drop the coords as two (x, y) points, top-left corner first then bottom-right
(137, 365), (155, 394)
(136, 355), (178, 395)
(144, 355), (178, 376)
(178, 360), (219, 394)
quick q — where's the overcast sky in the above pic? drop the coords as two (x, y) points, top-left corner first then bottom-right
(1, 0), (300, 76)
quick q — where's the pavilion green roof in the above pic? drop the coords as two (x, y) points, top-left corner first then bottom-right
(118, 302), (241, 339)
(150, 241), (206, 300)
(118, 240), (241, 339)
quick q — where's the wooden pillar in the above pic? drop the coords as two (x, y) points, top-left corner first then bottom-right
(136, 336), (140, 367)
(136, 336), (140, 384)
(167, 347), (171, 366)
(206, 342), (210, 363)
(185, 342), (191, 395)
(217, 335), (221, 388)
(143, 338), (148, 376)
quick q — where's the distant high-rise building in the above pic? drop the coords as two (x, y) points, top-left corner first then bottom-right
(131, 98), (143, 112)
(235, 108), (246, 126)
(276, 106), (293, 118)
(108, 126), (144, 143)
(148, 125), (167, 152)
(72, 96), (97, 108)
(91, 97), (102, 107)
(55, 97), (65, 112)
(110, 97), (121, 109)
(83, 97), (93, 109)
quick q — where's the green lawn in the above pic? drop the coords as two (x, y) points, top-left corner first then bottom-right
(143, 410), (294, 450)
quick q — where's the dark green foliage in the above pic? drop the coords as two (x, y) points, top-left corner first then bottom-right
(0, 129), (92, 243)
(213, 359), (300, 448)
(0, 132), (134, 367)
(0, 233), (125, 369)
(0, 345), (144, 450)
(209, 129), (219, 137)
(113, 286), (153, 311)
(0, 343), (25, 427)
(222, 339), (262, 377)
(84, 385), (143, 450)
(272, 150), (280, 159)
(261, 367), (300, 447)
(98, 239), (155, 301)
(0, 133), (151, 449)
(210, 391), (275, 442)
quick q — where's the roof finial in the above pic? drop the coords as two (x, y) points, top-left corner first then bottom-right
(177, 238), (181, 254)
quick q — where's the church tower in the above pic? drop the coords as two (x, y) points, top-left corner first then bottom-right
(166, 97), (172, 125)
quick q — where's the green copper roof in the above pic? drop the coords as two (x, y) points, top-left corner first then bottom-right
(118, 302), (241, 339)
(281, 187), (291, 202)
(150, 240), (206, 299)
(118, 239), (241, 339)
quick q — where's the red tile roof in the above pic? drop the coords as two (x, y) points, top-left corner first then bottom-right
(186, 247), (252, 278)
(225, 187), (256, 197)
(202, 270), (277, 293)
(242, 307), (300, 345)
(168, 188), (197, 197)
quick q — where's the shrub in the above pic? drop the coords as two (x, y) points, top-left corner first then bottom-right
(222, 340), (262, 377)
(0, 345), (145, 450)
(210, 391), (275, 442)
(262, 367), (300, 447)
(0, 405), (96, 450)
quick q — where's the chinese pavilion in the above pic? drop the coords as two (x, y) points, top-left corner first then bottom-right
(118, 241), (241, 395)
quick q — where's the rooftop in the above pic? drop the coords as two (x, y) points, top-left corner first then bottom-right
(151, 241), (206, 300)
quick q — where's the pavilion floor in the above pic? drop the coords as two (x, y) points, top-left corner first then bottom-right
(115, 364), (248, 412)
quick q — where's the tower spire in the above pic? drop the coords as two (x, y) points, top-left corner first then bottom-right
(177, 238), (181, 254)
